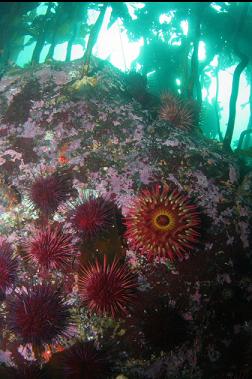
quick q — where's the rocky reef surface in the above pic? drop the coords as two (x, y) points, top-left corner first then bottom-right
(0, 58), (251, 379)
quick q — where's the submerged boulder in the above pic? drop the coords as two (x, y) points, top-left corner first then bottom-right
(0, 58), (251, 378)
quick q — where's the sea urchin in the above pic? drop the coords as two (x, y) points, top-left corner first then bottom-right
(26, 224), (76, 272)
(61, 340), (111, 379)
(159, 93), (197, 131)
(8, 363), (46, 379)
(29, 170), (74, 216)
(125, 184), (200, 261)
(7, 284), (71, 346)
(129, 294), (190, 355)
(79, 257), (137, 318)
(0, 240), (18, 294)
(70, 196), (116, 240)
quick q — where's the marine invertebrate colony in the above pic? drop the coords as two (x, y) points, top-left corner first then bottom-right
(70, 196), (116, 240)
(26, 224), (76, 272)
(125, 184), (200, 261)
(0, 240), (18, 293)
(7, 284), (71, 346)
(79, 257), (137, 318)
(29, 170), (74, 216)
(159, 93), (197, 131)
(61, 340), (111, 379)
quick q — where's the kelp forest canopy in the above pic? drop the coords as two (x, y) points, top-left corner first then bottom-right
(0, 2), (252, 151)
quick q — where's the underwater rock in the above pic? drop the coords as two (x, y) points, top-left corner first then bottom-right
(0, 57), (251, 377)
(0, 58), (251, 255)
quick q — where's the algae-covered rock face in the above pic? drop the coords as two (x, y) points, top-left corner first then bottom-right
(0, 58), (250, 254)
(0, 58), (251, 378)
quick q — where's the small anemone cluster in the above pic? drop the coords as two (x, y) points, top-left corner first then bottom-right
(159, 92), (200, 131)
(0, 166), (204, 377)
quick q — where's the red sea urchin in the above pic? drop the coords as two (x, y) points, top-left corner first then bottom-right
(26, 225), (76, 272)
(30, 170), (74, 216)
(128, 294), (190, 355)
(79, 257), (137, 318)
(7, 285), (71, 346)
(8, 363), (46, 379)
(61, 340), (111, 379)
(125, 184), (200, 261)
(70, 196), (116, 240)
(159, 93), (197, 131)
(0, 240), (18, 294)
